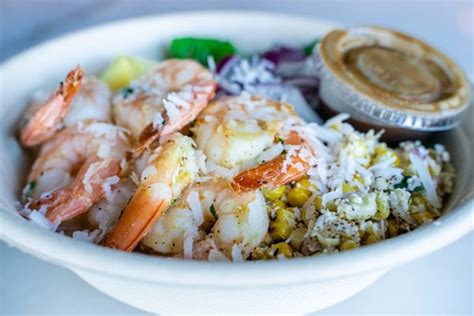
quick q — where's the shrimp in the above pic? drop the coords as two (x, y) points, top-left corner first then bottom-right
(232, 130), (314, 192)
(111, 59), (216, 156)
(21, 66), (84, 147)
(63, 77), (112, 126)
(25, 121), (130, 224)
(105, 133), (199, 251)
(141, 178), (269, 260)
(87, 177), (136, 242)
(192, 94), (299, 170)
(192, 94), (314, 190)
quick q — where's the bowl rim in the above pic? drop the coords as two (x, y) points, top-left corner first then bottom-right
(1, 11), (473, 287)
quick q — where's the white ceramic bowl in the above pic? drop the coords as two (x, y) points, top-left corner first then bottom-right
(0, 12), (473, 314)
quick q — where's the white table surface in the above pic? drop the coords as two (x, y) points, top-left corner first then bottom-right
(1, 1), (473, 315)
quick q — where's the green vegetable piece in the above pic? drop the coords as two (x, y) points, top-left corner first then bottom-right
(100, 56), (156, 91)
(394, 176), (409, 189)
(413, 185), (425, 193)
(210, 204), (218, 219)
(169, 37), (237, 66)
(394, 176), (425, 192)
(21, 180), (36, 203)
(303, 38), (321, 56)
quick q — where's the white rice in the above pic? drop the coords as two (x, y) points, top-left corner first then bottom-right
(187, 191), (203, 226)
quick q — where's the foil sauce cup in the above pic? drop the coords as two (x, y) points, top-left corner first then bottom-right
(313, 26), (471, 142)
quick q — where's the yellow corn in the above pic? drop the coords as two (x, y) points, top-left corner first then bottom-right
(354, 173), (364, 184)
(270, 221), (292, 241)
(412, 211), (435, 224)
(428, 164), (441, 177)
(262, 185), (286, 201)
(297, 178), (312, 190)
(271, 242), (293, 258)
(270, 208), (294, 241)
(372, 192), (390, 220)
(287, 187), (309, 207)
(313, 195), (323, 210)
(340, 239), (358, 250)
(411, 194), (430, 212)
(272, 200), (286, 210)
(343, 174), (364, 193)
(352, 139), (368, 158)
(330, 122), (341, 131)
(250, 248), (271, 260)
(363, 233), (378, 245)
(290, 227), (306, 250)
(372, 143), (400, 167)
(327, 201), (337, 212)
(342, 182), (357, 193)
(387, 219), (399, 237)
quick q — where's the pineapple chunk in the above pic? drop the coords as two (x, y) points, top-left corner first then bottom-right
(100, 56), (156, 91)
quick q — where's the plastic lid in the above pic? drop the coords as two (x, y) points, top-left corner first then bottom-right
(314, 26), (472, 131)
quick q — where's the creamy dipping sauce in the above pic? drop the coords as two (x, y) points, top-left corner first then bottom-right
(314, 26), (471, 135)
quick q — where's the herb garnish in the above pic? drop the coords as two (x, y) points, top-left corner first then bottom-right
(394, 176), (425, 192)
(21, 180), (36, 203)
(123, 87), (134, 98)
(210, 204), (218, 219)
(169, 37), (237, 67)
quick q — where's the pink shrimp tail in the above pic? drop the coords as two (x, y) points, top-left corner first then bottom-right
(20, 66), (84, 147)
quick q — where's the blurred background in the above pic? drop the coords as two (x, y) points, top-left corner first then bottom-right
(1, 0), (473, 78)
(1, 1), (473, 315)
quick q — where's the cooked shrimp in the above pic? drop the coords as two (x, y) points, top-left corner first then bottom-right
(141, 178), (269, 260)
(21, 66), (84, 147)
(191, 94), (314, 190)
(111, 59), (216, 156)
(105, 133), (199, 251)
(25, 121), (130, 224)
(192, 94), (299, 170)
(232, 130), (314, 192)
(140, 179), (220, 256)
(63, 77), (112, 126)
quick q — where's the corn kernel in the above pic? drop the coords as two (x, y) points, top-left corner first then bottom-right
(327, 201), (337, 212)
(387, 219), (399, 237)
(363, 233), (378, 245)
(354, 173), (364, 184)
(270, 209), (294, 241)
(330, 122), (341, 131)
(412, 211), (435, 224)
(342, 182), (357, 193)
(352, 140), (368, 158)
(271, 242), (293, 258)
(297, 178), (312, 190)
(374, 143), (388, 156)
(287, 187), (309, 207)
(313, 195), (323, 210)
(250, 248), (271, 260)
(262, 185), (286, 201)
(272, 200), (286, 210)
(372, 192), (390, 220)
(270, 222), (292, 241)
(340, 239), (358, 250)
(276, 208), (293, 221)
(290, 227), (306, 250)
(411, 194), (430, 212)
(372, 143), (400, 167)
